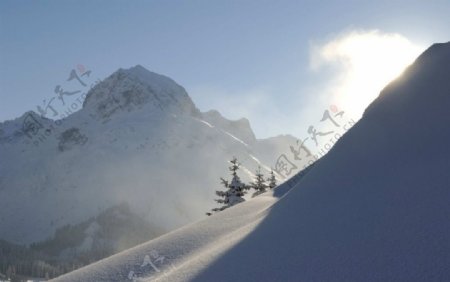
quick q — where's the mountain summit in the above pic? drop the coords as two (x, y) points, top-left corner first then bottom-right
(82, 65), (200, 121)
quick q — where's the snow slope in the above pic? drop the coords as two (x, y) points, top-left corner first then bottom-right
(51, 168), (305, 282)
(53, 41), (450, 281)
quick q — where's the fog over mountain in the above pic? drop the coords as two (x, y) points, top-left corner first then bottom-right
(0, 65), (301, 262)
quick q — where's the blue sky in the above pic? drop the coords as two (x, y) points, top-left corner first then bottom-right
(1, 0), (449, 138)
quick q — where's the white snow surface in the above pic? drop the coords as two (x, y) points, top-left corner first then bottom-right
(52, 176), (300, 282)
(52, 42), (450, 281)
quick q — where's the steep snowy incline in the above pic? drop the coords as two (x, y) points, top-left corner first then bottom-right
(52, 41), (450, 281)
(51, 161), (308, 281)
(51, 190), (279, 282)
(190, 41), (450, 281)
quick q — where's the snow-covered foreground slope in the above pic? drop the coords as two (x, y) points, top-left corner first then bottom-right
(54, 41), (450, 281)
(51, 172), (303, 282)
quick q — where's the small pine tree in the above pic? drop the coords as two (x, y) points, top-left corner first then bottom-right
(250, 166), (268, 197)
(211, 157), (246, 212)
(268, 170), (277, 189)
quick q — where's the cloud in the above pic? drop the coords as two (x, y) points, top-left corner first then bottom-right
(309, 29), (425, 119)
(188, 29), (426, 140)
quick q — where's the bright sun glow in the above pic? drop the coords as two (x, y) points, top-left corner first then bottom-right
(312, 30), (425, 119)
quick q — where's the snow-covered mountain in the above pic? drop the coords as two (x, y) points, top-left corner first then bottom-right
(53, 42), (450, 281)
(0, 65), (299, 251)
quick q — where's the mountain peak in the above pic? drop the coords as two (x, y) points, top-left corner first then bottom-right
(82, 66), (200, 120)
(120, 65), (181, 91)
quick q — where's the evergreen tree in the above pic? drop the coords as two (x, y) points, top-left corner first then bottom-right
(250, 166), (268, 197)
(268, 170), (277, 189)
(211, 157), (246, 212)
